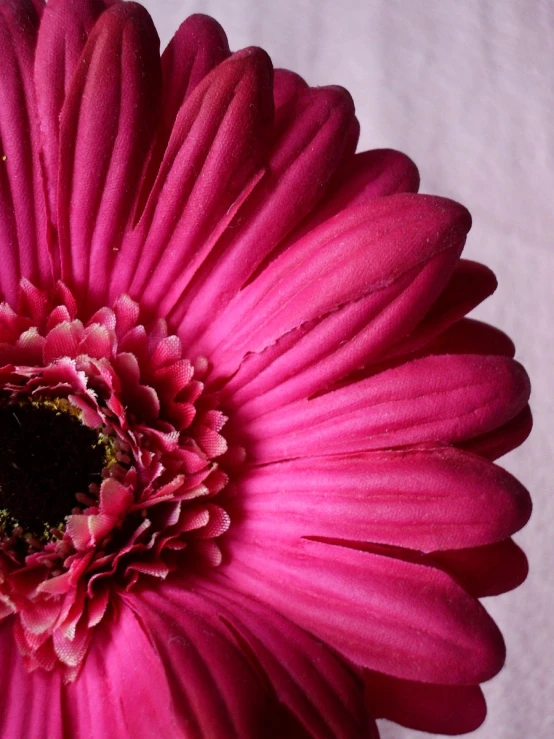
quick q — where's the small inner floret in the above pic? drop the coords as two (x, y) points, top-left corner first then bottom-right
(0, 398), (106, 542)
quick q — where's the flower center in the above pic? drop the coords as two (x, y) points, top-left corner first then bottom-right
(0, 398), (107, 543)
(0, 282), (232, 679)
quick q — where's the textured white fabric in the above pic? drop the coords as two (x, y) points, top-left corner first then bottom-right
(142, 2), (553, 737)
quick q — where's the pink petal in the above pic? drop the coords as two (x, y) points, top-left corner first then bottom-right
(139, 14), (230, 201)
(241, 354), (530, 462)
(223, 537), (505, 684)
(380, 259), (498, 361)
(421, 317), (516, 358)
(34, 0), (105, 250)
(431, 539), (529, 597)
(99, 478), (134, 517)
(120, 585), (283, 738)
(0, 619), (64, 738)
(305, 147), (421, 228)
(172, 84), (358, 345)
(462, 405), (533, 460)
(161, 14), (229, 112)
(202, 194), (470, 384)
(0, 0), (49, 304)
(273, 68), (308, 108)
(222, 251), (461, 418)
(118, 47), (274, 311)
(236, 447), (531, 552)
(43, 320), (83, 362)
(57, 1), (161, 308)
(191, 572), (372, 739)
(64, 602), (176, 738)
(365, 671), (486, 735)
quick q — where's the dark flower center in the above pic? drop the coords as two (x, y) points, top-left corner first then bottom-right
(0, 399), (106, 541)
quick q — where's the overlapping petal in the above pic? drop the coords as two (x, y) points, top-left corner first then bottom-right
(35, 0), (105, 242)
(119, 586), (281, 738)
(199, 573), (375, 738)
(364, 671), (487, 735)
(116, 46), (274, 310)
(56, 2), (161, 310)
(172, 83), (358, 343)
(239, 354), (529, 461)
(200, 194), (470, 384)
(0, 0), (49, 303)
(222, 536), (506, 684)
(0, 618), (64, 738)
(234, 447), (530, 552)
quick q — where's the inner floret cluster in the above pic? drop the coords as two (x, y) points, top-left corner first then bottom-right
(0, 280), (230, 679)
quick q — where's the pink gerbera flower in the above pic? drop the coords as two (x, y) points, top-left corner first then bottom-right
(0, 1), (532, 736)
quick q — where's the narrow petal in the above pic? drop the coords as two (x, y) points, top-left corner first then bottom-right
(355, 318), (517, 386)
(273, 68), (308, 108)
(304, 148), (420, 229)
(57, 2), (161, 308)
(35, 0), (105, 251)
(121, 585), (281, 738)
(31, 0), (45, 17)
(379, 260), (498, 361)
(431, 539), (529, 597)
(171, 84), (358, 346)
(421, 317), (516, 358)
(365, 671), (486, 735)
(190, 573), (371, 739)
(118, 48), (274, 312)
(161, 14), (230, 128)
(222, 252), (462, 417)
(138, 14), (230, 205)
(462, 405), (533, 460)
(0, 0), (49, 304)
(223, 537), (505, 684)
(64, 600), (177, 738)
(203, 194), (471, 384)
(0, 619), (64, 738)
(241, 354), (530, 462)
(236, 447), (531, 552)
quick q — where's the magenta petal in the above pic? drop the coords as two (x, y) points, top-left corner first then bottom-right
(203, 194), (470, 389)
(236, 447), (531, 552)
(222, 248), (461, 417)
(172, 84), (357, 346)
(0, 619), (64, 738)
(64, 601), (176, 738)
(306, 148), (420, 228)
(120, 47), (274, 313)
(120, 585), (280, 738)
(380, 259), (498, 361)
(34, 0), (105, 252)
(139, 14), (230, 207)
(223, 537), (505, 684)
(365, 671), (486, 735)
(273, 68), (308, 108)
(161, 14), (230, 122)
(242, 354), (529, 461)
(159, 14), (229, 141)
(0, 0), (49, 305)
(57, 1), (161, 308)
(431, 539), (529, 597)
(190, 573), (371, 739)
(462, 405), (533, 460)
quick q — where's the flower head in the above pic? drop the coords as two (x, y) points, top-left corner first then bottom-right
(0, 1), (531, 736)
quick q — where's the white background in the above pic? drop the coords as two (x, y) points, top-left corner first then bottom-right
(141, 2), (553, 737)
